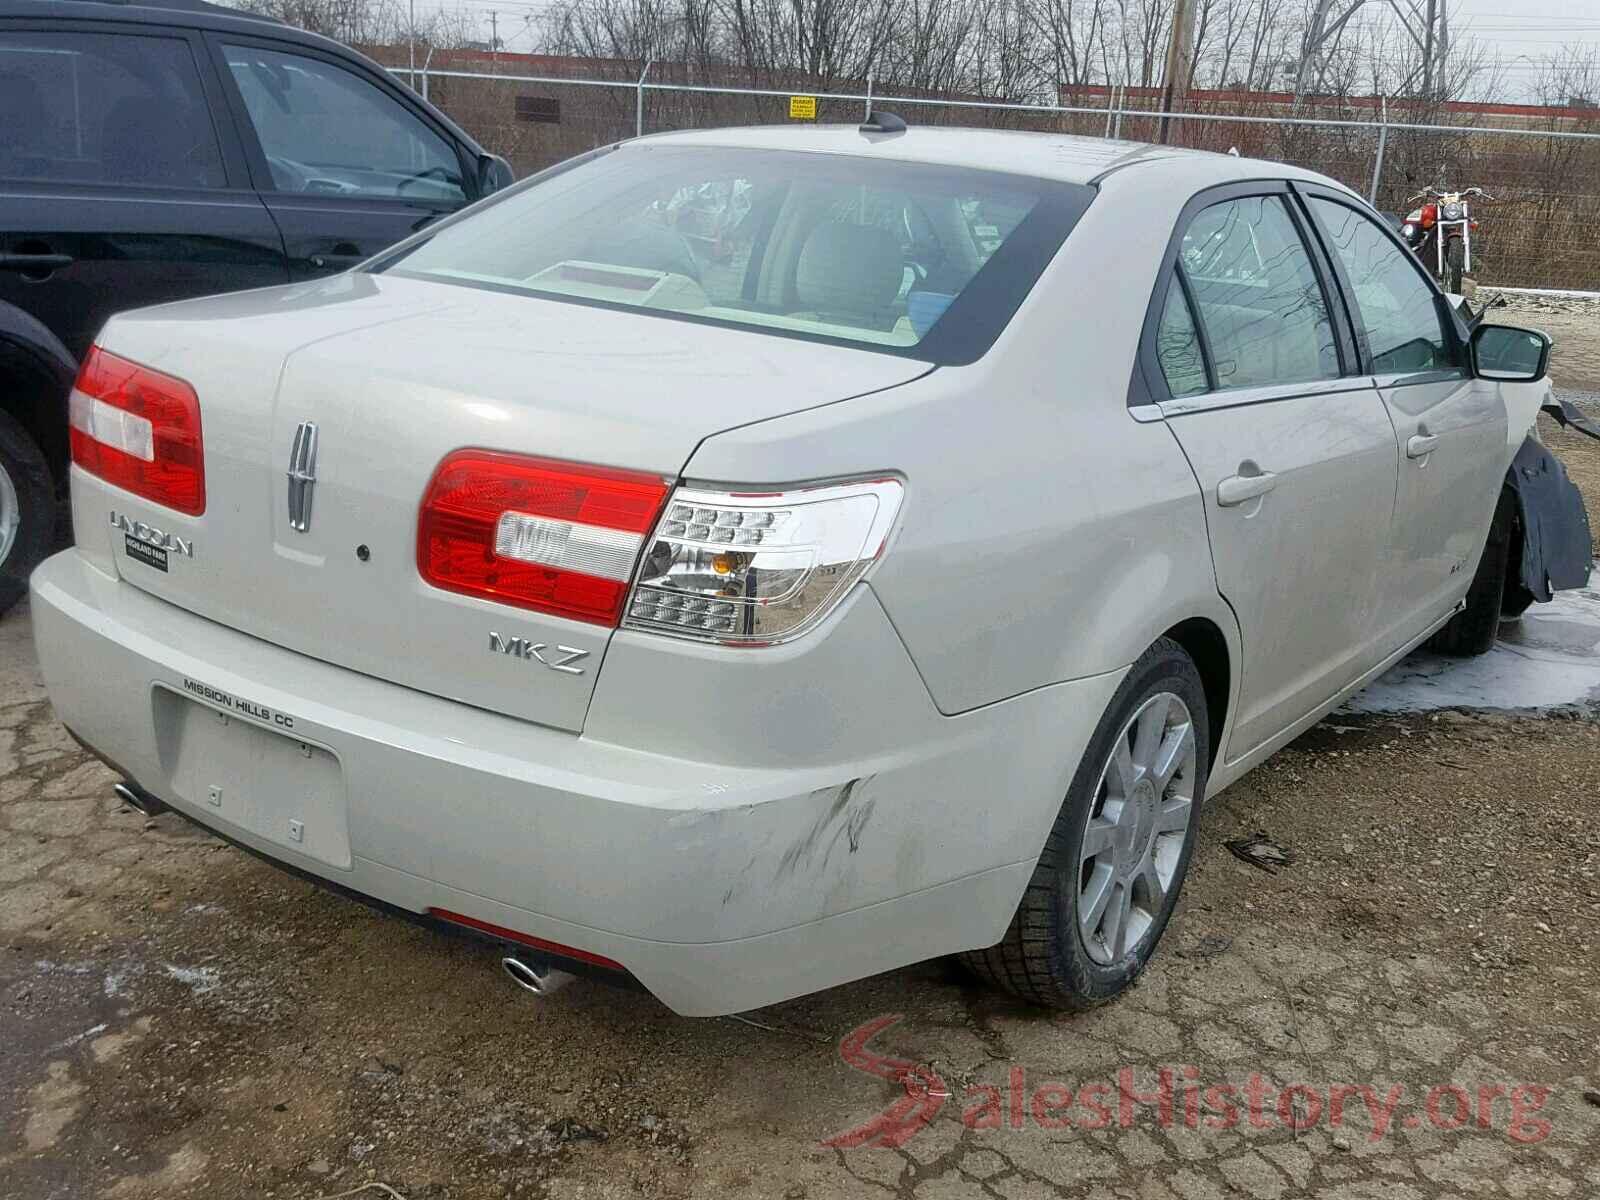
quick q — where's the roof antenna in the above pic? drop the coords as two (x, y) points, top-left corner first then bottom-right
(860, 110), (907, 135)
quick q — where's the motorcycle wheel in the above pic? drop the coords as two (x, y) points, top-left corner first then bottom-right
(1446, 238), (1465, 294)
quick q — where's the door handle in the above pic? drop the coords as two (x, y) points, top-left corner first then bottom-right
(1217, 471), (1277, 507)
(0, 252), (74, 277)
(309, 253), (364, 271)
(1406, 433), (1440, 459)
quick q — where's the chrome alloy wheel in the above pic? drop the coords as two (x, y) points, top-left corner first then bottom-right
(1076, 691), (1198, 965)
(0, 457), (19, 571)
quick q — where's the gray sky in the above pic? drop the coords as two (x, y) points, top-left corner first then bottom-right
(1453, 0), (1600, 97)
(426, 0), (1600, 101)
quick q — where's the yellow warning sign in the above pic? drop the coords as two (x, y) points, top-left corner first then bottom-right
(789, 95), (817, 121)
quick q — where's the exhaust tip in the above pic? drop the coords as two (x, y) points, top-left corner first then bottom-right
(114, 781), (167, 817)
(501, 955), (575, 997)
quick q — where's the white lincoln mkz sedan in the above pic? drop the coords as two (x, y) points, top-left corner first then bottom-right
(31, 123), (1573, 1015)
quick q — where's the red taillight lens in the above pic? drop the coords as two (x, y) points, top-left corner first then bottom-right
(417, 449), (669, 625)
(1420, 203), (1438, 229)
(69, 345), (205, 516)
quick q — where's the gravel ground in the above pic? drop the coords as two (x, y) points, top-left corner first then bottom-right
(3, 301), (1599, 1200)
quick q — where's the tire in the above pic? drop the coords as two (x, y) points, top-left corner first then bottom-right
(1446, 237), (1465, 294)
(1428, 486), (1514, 657)
(962, 638), (1209, 1010)
(0, 408), (56, 616)
(1501, 585), (1535, 621)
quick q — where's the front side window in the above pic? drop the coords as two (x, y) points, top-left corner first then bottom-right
(223, 44), (465, 206)
(1308, 197), (1457, 374)
(0, 33), (224, 188)
(1180, 196), (1340, 391)
(378, 146), (1090, 361)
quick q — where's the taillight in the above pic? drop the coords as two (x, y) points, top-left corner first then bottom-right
(1420, 203), (1438, 229)
(417, 450), (669, 625)
(623, 476), (904, 645)
(69, 345), (204, 516)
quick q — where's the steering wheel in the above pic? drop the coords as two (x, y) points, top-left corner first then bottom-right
(396, 166), (461, 197)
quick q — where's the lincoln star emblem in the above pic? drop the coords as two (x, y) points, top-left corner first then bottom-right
(286, 421), (319, 532)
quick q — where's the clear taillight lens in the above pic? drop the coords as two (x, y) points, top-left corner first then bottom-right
(623, 477), (903, 645)
(69, 345), (205, 516)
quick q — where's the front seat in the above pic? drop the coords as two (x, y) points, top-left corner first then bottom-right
(792, 221), (904, 330)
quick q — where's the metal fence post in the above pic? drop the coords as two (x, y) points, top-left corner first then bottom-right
(636, 59), (653, 138)
(1369, 95), (1388, 205)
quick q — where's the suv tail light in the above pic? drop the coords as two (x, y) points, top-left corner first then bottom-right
(69, 346), (205, 516)
(623, 477), (904, 645)
(418, 450), (670, 625)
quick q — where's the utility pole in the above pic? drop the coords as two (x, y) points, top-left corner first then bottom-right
(1421, 0), (1436, 99)
(490, 10), (499, 66)
(1157, 0), (1196, 145)
(408, 0), (416, 91)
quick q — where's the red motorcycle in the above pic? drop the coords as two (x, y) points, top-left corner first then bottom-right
(1398, 186), (1491, 293)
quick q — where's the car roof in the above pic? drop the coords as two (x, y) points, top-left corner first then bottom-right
(638, 123), (1352, 194)
(0, 0), (282, 26)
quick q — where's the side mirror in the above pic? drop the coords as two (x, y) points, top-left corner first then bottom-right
(476, 153), (515, 197)
(1471, 323), (1551, 383)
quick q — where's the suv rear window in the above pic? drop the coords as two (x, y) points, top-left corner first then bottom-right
(0, 32), (224, 189)
(378, 146), (1092, 363)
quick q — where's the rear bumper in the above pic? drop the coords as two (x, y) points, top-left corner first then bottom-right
(30, 549), (1121, 1015)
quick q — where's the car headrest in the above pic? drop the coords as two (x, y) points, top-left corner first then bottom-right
(795, 222), (903, 321)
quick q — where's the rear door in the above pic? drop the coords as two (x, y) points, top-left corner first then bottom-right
(1142, 185), (1400, 759)
(1301, 191), (1507, 644)
(0, 22), (286, 359)
(206, 35), (476, 280)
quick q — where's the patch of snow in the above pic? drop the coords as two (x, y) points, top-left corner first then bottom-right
(1343, 584), (1600, 715)
(163, 965), (221, 995)
(53, 1022), (108, 1049)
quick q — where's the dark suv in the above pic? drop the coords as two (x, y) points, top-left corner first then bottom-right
(0, 0), (512, 610)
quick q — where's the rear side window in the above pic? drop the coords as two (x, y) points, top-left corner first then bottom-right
(0, 32), (224, 188)
(1308, 198), (1457, 374)
(378, 145), (1092, 363)
(1156, 277), (1207, 397)
(223, 44), (466, 206)
(1181, 196), (1340, 391)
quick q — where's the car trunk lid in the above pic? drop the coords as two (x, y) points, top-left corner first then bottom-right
(88, 273), (930, 731)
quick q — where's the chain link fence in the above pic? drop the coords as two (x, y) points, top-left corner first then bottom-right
(393, 64), (1600, 291)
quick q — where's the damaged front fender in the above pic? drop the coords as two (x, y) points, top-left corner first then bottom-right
(1505, 433), (1594, 607)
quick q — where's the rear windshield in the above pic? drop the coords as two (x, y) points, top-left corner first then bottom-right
(378, 145), (1093, 364)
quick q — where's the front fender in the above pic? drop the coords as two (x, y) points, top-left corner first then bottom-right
(1505, 436), (1593, 604)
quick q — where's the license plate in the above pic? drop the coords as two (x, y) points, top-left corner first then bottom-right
(153, 686), (350, 869)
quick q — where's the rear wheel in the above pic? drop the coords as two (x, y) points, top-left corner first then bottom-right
(0, 407), (56, 615)
(962, 638), (1208, 1009)
(1429, 486), (1514, 656)
(1446, 237), (1466, 294)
